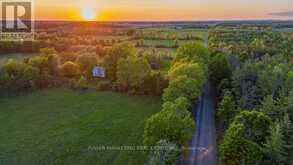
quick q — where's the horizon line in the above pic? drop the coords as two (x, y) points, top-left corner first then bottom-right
(10, 18), (293, 22)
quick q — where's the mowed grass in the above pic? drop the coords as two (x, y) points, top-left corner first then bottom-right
(0, 89), (161, 164)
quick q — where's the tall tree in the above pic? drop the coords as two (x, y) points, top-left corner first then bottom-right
(217, 90), (237, 129)
(208, 52), (232, 87)
(104, 42), (136, 81)
(117, 56), (151, 89)
(263, 123), (286, 165)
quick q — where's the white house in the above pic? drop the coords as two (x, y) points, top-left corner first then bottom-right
(92, 65), (105, 78)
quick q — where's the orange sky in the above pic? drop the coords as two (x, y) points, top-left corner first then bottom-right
(34, 0), (293, 21)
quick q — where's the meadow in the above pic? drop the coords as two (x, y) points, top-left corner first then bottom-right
(0, 89), (161, 164)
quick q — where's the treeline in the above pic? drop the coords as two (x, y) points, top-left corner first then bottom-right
(209, 28), (293, 164)
(0, 42), (169, 96)
(143, 42), (209, 164)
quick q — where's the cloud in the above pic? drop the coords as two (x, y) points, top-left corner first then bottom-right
(269, 11), (293, 17)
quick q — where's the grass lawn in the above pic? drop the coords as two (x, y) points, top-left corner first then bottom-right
(0, 89), (161, 164)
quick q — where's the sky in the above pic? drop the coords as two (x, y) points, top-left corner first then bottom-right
(34, 0), (293, 21)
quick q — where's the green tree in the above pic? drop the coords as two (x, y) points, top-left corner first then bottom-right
(208, 52), (232, 86)
(220, 111), (272, 165)
(220, 123), (263, 165)
(1, 59), (39, 90)
(143, 71), (168, 96)
(233, 111), (271, 143)
(285, 71), (293, 93)
(175, 42), (209, 64)
(47, 54), (60, 76)
(28, 55), (49, 73)
(217, 90), (237, 129)
(60, 62), (80, 78)
(76, 53), (97, 78)
(263, 123), (286, 165)
(259, 95), (280, 120)
(280, 114), (293, 163)
(250, 38), (266, 58)
(163, 76), (201, 103)
(117, 56), (152, 89)
(39, 47), (57, 57)
(232, 60), (259, 109)
(144, 97), (194, 147)
(104, 42), (136, 81)
(147, 140), (179, 165)
(168, 62), (206, 83)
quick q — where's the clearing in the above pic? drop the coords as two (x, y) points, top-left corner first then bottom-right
(0, 89), (161, 164)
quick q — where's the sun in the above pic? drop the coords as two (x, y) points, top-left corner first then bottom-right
(81, 7), (96, 21)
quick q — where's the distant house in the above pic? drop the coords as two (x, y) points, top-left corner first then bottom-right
(92, 65), (105, 78)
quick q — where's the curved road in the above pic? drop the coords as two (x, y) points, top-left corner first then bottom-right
(186, 32), (218, 165)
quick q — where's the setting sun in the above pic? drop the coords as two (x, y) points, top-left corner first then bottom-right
(81, 7), (96, 21)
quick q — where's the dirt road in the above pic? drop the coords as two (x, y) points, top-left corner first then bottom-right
(186, 32), (217, 165)
(187, 82), (217, 165)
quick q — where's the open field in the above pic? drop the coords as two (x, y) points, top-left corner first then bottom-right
(0, 89), (161, 164)
(0, 53), (36, 66)
(133, 39), (201, 47)
(139, 28), (206, 39)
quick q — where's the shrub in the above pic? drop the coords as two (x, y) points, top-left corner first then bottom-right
(60, 62), (80, 78)
(74, 76), (88, 90)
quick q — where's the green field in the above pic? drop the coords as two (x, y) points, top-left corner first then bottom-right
(139, 28), (206, 39)
(0, 53), (36, 66)
(0, 89), (161, 164)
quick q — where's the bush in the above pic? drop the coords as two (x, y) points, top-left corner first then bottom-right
(60, 62), (80, 78)
(74, 76), (88, 90)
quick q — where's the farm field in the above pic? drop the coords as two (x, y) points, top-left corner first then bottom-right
(0, 53), (36, 66)
(138, 28), (206, 39)
(132, 28), (206, 56)
(0, 89), (161, 164)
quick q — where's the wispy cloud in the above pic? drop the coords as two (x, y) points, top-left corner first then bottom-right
(269, 11), (293, 17)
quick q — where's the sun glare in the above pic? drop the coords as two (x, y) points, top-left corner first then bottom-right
(81, 7), (96, 21)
